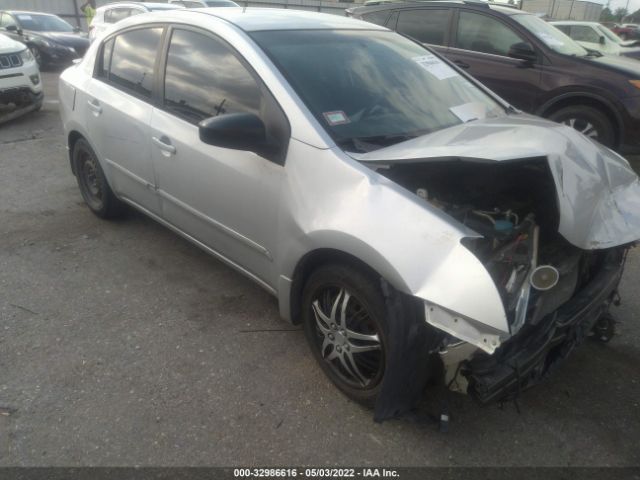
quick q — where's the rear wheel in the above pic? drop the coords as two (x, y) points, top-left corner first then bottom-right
(549, 105), (615, 148)
(302, 264), (387, 406)
(73, 138), (125, 219)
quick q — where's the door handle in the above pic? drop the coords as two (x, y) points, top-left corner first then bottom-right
(87, 99), (102, 115)
(453, 60), (470, 69)
(152, 135), (176, 154)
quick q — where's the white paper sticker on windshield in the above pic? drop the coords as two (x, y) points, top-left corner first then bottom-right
(413, 54), (459, 80)
(450, 102), (487, 123)
(323, 111), (350, 126)
(537, 32), (565, 47)
(17, 14), (33, 20)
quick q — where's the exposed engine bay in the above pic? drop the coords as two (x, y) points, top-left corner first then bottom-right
(373, 158), (629, 401)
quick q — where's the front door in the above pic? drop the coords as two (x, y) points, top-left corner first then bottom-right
(150, 27), (287, 285)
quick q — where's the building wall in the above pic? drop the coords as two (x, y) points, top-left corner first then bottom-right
(521, 0), (603, 20)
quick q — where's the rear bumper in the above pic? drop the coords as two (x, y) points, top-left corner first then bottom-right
(466, 247), (627, 403)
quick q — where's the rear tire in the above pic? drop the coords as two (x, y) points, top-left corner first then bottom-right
(302, 264), (388, 407)
(548, 105), (615, 148)
(73, 138), (125, 219)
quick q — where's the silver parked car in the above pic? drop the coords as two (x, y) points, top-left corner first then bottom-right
(59, 9), (640, 420)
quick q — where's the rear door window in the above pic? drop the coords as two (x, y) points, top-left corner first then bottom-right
(397, 9), (451, 46)
(455, 11), (524, 56)
(361, 10), (391, 27)
(109, 27), (163, 99)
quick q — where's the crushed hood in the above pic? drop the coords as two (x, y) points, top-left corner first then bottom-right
(356, 114), (640, 249)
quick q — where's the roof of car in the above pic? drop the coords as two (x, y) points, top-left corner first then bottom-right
(348, 1), (525, 15)
(144, 8), (388, 31)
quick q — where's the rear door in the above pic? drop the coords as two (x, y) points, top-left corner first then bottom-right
(446, 9), (543, 112)
(83, 26), (164, 214)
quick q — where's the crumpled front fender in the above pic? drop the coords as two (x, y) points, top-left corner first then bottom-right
(278, 140), (509, 335)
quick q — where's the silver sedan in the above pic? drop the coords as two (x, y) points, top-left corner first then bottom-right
(59, 8), (640, 420)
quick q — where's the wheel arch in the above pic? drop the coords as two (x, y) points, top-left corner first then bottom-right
(536, 92), (623, 147)
(285, 247), (403, 326)
(67, 130), (85, 175)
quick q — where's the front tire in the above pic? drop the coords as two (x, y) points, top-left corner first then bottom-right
(73, 138), (125, 219)
(302, 264), (388, 407)
(548, 105), (615, 148)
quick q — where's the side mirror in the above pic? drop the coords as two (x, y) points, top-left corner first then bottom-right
(599, 35), (606, 44)
(508, 42), (537, 63)
(73, 26), (81, 33)
(199, 113), (276, 157)
(6, 25), (21, 34)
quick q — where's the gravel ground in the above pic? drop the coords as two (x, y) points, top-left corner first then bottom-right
(0, 71), (639, 467)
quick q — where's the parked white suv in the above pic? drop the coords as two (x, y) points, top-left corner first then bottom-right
(89, 2), (183, 42)
(0, 33), (42, 124)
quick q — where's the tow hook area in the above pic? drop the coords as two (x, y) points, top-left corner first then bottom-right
(590, 290), (621, 344)
(591, 313), (616, 343)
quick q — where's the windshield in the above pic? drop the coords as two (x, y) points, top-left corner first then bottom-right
(596, 24), (624, 44)
(513, 14), (588, 56)
(15, 13), (74, 32)
(251, 30), (504, 153)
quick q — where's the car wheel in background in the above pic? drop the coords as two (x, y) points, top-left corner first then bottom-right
(548, 105), (615, 148)
(302, 264), (388, 407)
(73, 138), (125, 219)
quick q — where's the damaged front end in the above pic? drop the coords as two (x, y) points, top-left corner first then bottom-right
(357, 116), (640, 405)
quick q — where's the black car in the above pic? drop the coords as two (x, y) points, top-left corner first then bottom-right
(348, 0), (640, 154)
(0, 11), (89, 67)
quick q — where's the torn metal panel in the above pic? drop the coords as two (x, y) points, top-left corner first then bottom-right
(425, 303), (504, 354)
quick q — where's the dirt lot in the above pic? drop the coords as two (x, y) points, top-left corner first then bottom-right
(0, 71), (639, 467)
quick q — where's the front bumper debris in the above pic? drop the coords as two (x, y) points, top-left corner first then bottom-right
(466, 248), (626, 403)
(0, 88), (43, 125)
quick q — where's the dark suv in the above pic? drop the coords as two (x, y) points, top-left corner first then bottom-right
(348, 1), (640, 153)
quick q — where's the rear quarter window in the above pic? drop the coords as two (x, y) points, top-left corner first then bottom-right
(362, 10), (391, 26)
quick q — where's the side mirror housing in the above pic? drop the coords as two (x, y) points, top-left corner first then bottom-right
(199, 113), (279, 159)
(6, 25), (21, 35)
(599, 35), (606, 44)
(508, 42), (537, 63)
